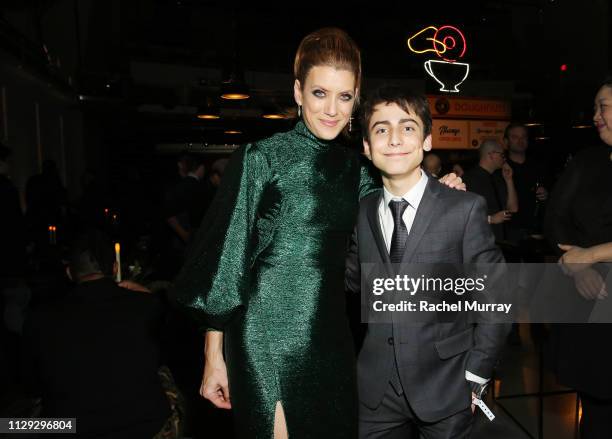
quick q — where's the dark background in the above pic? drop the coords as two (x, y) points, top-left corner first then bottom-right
(0, 0), (610, 201)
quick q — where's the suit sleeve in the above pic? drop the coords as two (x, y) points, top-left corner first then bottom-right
(171, 143), (271, 330)
(462, 195), (511, 379)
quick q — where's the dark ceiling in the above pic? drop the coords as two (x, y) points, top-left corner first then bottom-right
(1, 0), (610, 146)
(121, 1), (536, 79)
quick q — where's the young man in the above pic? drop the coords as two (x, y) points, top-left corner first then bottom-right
(346, 86), (510, 438)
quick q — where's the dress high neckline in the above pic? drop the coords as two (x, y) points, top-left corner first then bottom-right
(293, 120), (335, 150)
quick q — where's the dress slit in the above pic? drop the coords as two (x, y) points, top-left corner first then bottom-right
(273, 400), (289, 439)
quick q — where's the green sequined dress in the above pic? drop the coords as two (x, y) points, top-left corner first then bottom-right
(173, 121), (377, 438)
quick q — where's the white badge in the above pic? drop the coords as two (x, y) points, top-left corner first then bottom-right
(472, 397), (495, 421)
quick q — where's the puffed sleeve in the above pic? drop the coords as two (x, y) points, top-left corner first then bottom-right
(358, 157), (381, 199)
(171, 143), (271, 330)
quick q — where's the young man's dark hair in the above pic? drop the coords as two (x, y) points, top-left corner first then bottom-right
(360, 85), (432, 143)
(68, 228), (115, 280)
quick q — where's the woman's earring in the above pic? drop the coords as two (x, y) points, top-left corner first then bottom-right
(349, 116), (353, 132)
(297, 105), (301, 118)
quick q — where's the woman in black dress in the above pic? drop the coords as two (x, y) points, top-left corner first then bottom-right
(546, 77), (612, 439)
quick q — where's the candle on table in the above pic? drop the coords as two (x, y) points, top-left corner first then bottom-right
(48, 225), (57, 245)
(114, 242), (122, 282)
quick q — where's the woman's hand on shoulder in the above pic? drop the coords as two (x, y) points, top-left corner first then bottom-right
(438, 172), (466, 191)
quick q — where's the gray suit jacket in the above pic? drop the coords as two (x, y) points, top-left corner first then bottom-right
(346, 176), (510, 422)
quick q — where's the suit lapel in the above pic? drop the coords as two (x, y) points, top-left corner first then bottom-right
(366, 192), (391, 264)
(401, 177), (441, 263)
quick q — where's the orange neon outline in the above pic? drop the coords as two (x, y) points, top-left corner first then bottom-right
(407, 25), (467, 62)
(407, 26), (443, 55)
(433, 25), (467, 62)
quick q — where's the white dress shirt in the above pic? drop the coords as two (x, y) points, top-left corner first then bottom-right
(377, 170), (488, 386)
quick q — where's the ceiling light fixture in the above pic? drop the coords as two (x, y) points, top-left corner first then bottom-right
(262, 113), (286, 120)
(220, 11), (250, 100)
(261, 102), (289, 120)
(196, 97), (221, 119)
(220, 79), (250, 100)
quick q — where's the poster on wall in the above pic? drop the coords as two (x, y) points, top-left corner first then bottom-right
(431, 120), (510, 150)
(428, 96), (511, 120)
(469, 121), (510, 149)
(431, 120), (470, 149)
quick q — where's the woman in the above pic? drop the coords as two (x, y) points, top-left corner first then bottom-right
(173, 28), (460, 438)
(546, 77), (612, 439)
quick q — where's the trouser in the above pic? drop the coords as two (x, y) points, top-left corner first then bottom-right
(359, 376), (473, 439)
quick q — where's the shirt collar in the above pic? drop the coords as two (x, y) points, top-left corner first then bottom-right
(382, 170), (428, 214)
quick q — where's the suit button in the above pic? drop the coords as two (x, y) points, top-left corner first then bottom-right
(387, 337), (394, 345)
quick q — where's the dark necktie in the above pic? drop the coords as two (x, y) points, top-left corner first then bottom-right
(389, 199), (410, 263)
(387, 199), (410, 395)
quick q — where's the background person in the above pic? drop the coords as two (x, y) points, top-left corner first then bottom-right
(21, 228), (172, 439)
(503, 122), (550, 241)
(463, 140), (519, 244)
(545, 77), (612, 439)
(422, 152), (442, 177)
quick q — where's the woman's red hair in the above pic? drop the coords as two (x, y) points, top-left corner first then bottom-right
(294, 28), (362, 100)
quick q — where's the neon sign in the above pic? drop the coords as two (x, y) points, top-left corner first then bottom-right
(408, 25), (470, 93)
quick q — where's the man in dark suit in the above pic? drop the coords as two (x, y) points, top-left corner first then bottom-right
(346, 86), (510, 438)
(21, 229), (171, 438)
